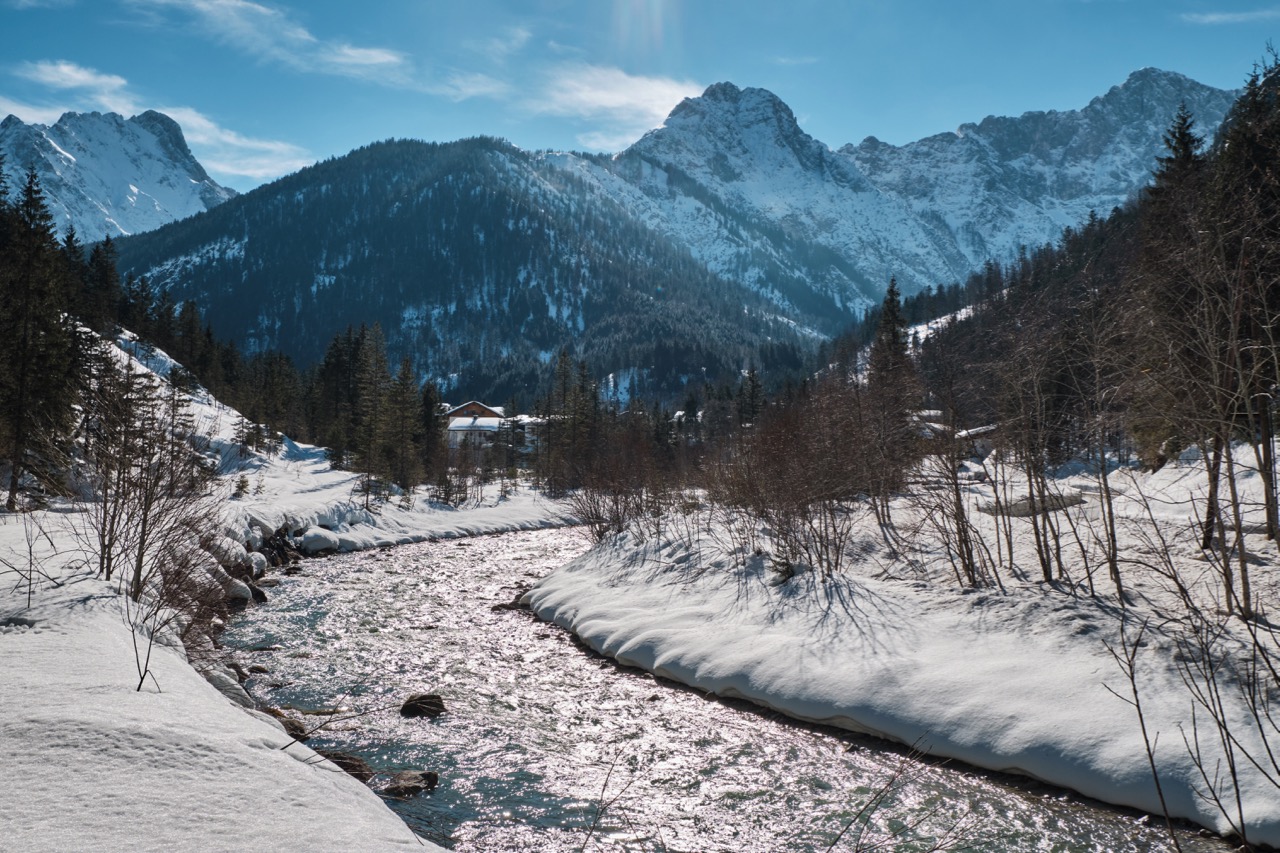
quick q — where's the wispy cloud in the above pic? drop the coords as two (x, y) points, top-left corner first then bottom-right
(6, 59), (311, 183)
(1181, 7), (1280, 24)
(16, 60), (136, 113)
(429, 71), (511, 103)
(126, 0), (413, 84)
(529, 63), (702, 150)
(5, 0), (75, 8)
(161, 106), (313, 179)
(0, 95), (67, 124)
(466, 27), (532, 64)
(772, 56), (820, 66)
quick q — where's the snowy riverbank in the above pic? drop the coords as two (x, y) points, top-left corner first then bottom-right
(0, 473), (573, 851)
(0, 334), (574, 852)
(525, 454), (1280, 847)
(0, 561), (433, 852)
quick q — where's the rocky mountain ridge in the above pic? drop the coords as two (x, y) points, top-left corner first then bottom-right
(0, 110), (236, 242)
(107, 68), (1239, 398)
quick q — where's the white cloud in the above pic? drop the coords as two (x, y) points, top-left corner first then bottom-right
(530, 63), (702, 150)
(15, 60), (138, 113)
(5, 0), (75, 8)
(1181, 8), (1280, 24)
(6, 59), (311, 183)
(126, 0), (413, 84)
(574, 128), (653, 152)
(0, 95), (67, 124)
(158, 106), (313, 180)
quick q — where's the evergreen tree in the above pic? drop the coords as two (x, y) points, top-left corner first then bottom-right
(384, 357), (423, 492)
(417, 378), (444, 483)
(0, 168), (77, 509)
(85, 236), (123, 333)
(352, 323), (391, 503)
(863, 277), (920, 514)
(738, 366), (763, 427)
(867, 278), (911, 384)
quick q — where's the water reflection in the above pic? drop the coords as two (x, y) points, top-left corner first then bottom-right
(226, 529), (1223, 852)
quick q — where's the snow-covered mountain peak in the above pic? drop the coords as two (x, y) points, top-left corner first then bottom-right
(841, 68), (1238, 267)
(0, 109), (236, 241)
(630, 81), (847, 182)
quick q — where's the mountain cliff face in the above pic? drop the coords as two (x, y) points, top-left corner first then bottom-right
(842, 68), (1238, 267)
(548, 82), (968, 318)
(0, 110), (236, 241)
(112, 69), (1238, 397)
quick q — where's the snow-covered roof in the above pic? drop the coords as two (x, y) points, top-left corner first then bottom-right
(448, 416), (503, 432)
(446, 401), (505, 418)
(957, 424), (999, 439)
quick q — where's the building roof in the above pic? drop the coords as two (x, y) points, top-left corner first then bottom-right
(446, 401), (505, 419)
(447, 417), (504, 432)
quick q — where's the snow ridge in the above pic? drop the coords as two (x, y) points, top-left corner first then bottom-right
(0, 110), (236, 241)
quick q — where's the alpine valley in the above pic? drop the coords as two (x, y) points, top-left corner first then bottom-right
(4, 68), (1237, 399)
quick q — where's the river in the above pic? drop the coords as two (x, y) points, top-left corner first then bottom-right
(224, 527), (1225, 852)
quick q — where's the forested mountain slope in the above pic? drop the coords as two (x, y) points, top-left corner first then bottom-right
(115, 137), (809, 399)
(113, 69), (1234, 398)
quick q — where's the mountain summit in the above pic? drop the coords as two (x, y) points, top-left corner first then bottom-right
(842, 68), (1237, 265)
(0, 110), (236, 242)
(113, 69), (1240, 399)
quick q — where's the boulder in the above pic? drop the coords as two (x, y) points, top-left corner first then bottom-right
(204, 555), (252, 602)
(316, 749), (374, 782)
(399, 693), (447, 718)
(207, 534), (249, 568)
(384, 770), (439, 797)
(280, 717), (310, 741)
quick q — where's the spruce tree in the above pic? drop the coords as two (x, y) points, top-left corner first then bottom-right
(352, 323), (391, 503)
(0, 168), (77, 509)
(863, 277), (920, 515)
(418, 379), (444, 481)
(85, 235), (123, 333)
(867, 277), (911, 384)
(384, 357), (423, 493)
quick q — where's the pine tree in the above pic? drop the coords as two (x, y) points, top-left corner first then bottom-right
(1155, 103), (1205, 191)
(867, 278), (911, 384)
(418, 379), (444, 481)
(352, 323), (391, 503)
(863, 277), (920, 515)
(0, 167), (77, 509)
(738, 366), (763, 427)
(85, 235), (123, 332)
(384, 357), (423, 492)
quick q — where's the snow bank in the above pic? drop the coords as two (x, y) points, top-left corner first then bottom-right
(0, 334), (573, 851)
(220, 437), (573, 555)
(0, 569), (437, 851)
(526, 481), (1280, 845)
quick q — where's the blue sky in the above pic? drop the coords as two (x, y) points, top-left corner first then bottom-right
(1, 0), (1273, 191)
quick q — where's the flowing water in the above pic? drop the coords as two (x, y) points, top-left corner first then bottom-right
(224, 528), (1225, 852)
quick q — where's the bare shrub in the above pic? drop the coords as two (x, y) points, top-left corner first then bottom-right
(68, 344), (228, 688)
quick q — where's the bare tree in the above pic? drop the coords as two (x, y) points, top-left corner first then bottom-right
(68, 343), (228, 688)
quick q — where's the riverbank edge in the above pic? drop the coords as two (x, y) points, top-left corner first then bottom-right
(0, 486), (574, 852)
(522, 529), (1280, 850)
